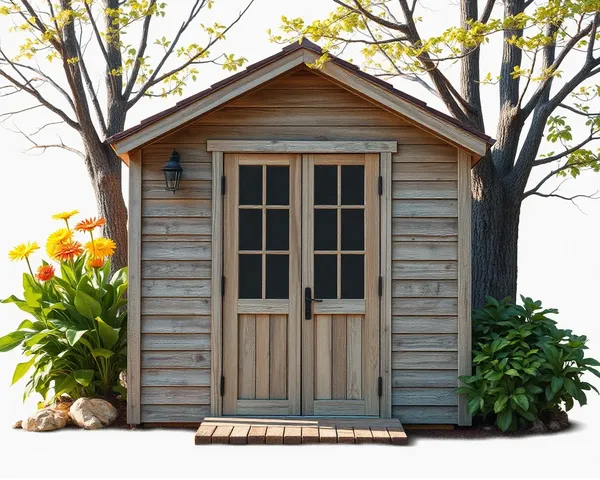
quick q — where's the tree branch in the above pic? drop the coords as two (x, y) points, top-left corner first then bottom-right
(533, 133), (599, 167)
(479, 0), (496, 24)
(128, 0), (255, 108)
(522, 161), (589, 199)
(123, 0), (157, 99)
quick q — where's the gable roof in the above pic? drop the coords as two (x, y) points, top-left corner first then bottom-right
(109, 40), (494, 160)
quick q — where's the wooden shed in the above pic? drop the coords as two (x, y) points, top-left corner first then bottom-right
(109, 41), (493, 429)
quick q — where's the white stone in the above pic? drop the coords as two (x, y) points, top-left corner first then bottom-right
(22, 408), (69, 432)
(69, 398), (117, 429)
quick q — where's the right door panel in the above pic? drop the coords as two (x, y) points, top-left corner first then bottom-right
(302, 154), (380, 416)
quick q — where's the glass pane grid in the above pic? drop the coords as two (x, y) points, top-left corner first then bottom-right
(313, 163), (366, 301)
(238, 163), (290, 300)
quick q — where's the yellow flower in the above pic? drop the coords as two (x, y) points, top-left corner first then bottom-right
(52, 210), (79, 221)
(8, 242), (40, 262)
(46, 228), (73, 257)
(85, 237), (116, 259)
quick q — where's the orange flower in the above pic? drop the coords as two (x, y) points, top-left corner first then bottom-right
(36, 264), (55, 282)
(52, 240), (83, 262)
(88, 257), (104, 268)
(74, 217), (106, 233)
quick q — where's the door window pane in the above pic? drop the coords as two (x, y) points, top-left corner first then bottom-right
(239, 209), (262, 250)
(266, 209), (289, 251)
(239, 254), (262, 299)
(341, 254), (364, 299)
(239, 166), (263, 205)
(314, 165), (337, 205)
(315, 254), (337, 299)
(341, 209), (364, 251)
(266, 254), (289, 299)
(314, 209), (337, 251)
(341, 165), (364, 205)
(266, 166), (289, 205)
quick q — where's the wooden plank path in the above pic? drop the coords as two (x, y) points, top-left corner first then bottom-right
(194, 417), (407, 445)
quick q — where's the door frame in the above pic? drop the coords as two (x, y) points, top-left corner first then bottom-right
(209, 140), (396, 418)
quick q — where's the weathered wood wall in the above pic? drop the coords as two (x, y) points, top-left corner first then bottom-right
(138, 68), (460, 423)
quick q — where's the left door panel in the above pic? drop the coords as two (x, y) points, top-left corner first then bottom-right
(222, 154), (301, 415)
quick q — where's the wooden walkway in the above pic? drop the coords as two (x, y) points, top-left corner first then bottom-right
(195, 417), (407, 445)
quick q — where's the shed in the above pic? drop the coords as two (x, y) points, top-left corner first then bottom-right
(109, 40), (493, 427)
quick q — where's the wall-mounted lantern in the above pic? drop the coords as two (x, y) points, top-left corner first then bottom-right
(162, 150), (183, 193)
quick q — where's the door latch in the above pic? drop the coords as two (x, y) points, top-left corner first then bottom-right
(304, 287), (322, 320)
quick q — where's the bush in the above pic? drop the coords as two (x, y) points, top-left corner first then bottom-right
(458, 296), (600, 432)
(0, 211), (127, 403)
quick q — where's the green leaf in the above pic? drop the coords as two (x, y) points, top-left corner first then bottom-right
(96, 317), (119, 349)
(512, 394), (529, 411)
(583, 358), (600, 367)
(55, 375), (77, 397)
(24, 330), (53, 347)
(497, 409), (513, 432)
(494, 395), (508, 413)
(525, 384), (543, 395)
(564, 377), (578, 397)
(467, 397), (481, 415)
(91, 347), (114, 359)
(65, 329), (88, 347)
(551, 376), (564, 393)
(505, 369), (521, 377)
(74, 369), (94, 387)
(11, 357), (36, 385)
(0, 331), (26, 352)
(74, 290), (102, 320)
(17, 320), (35, 331)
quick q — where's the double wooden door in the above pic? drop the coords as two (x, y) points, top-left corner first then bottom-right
(222, 153), (380, 416)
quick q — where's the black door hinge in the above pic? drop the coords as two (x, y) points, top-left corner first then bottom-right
(221, 175), (226, 195)
(378, 377), (383, 397)
(378, 176), (383, 196)
(220, 376), (225, 396)
(221, 276), (225, 297)
(378, 276), (383, 297)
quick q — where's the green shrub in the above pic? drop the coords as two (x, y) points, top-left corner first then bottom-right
(458, 296), (600, 432)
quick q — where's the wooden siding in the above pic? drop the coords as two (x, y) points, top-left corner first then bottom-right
(139, 143), (212, 423)
(138, 68), (462, 423)
(391, 143), (459, 425)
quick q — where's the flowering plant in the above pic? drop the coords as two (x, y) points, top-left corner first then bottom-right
(0, 210), (127, 402)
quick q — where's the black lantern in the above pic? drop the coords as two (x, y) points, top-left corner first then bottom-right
(162, 150), (183, 193)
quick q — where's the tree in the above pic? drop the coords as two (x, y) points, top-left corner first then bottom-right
(274, 0), (600, 306)
(0, 0), (254, 269)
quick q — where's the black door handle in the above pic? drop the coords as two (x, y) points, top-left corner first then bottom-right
(304, 287), (322, 320)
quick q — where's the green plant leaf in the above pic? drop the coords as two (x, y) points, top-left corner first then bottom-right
(24, 330), (53, 347)
(65, 329), (88, 347)
(525, 385), (543, 395)
(74, 369), (94, 387)
(0, 331), (26, 352)
(467, 397), (481, 415)
(91, 347), (114, 359)
(74, 290), (102, 320)
(505, 369), (520, 377)
(494, 395), (508, 413)
(512, 394), (529, 411)
(583, 358), (600, 367)
(497, 409), (513, 432)
(11, 357), (36, 385)
(551, 376), (564, 393)
(564, 377), (578, 397)
(55, 375), (77, 397)
(96, 317), (119, 349)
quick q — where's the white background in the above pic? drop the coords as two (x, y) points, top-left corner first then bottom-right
(0, 1), (599, 478)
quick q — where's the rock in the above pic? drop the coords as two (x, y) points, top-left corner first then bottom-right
(22, 407), (69, 432)
(69, 398), (117, 429)
(12, 420), (22, 429)
(119, 370), (127, 389)
(549, 409), (569, 429)
(547, 420), (561, 431)
(529, 419), (547, 434)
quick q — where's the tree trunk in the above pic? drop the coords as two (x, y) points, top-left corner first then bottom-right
(471, 160), (521, 308)
(85, 143), (128, 271)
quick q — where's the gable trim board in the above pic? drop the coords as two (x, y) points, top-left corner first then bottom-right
(206, 140), (398, 153)
(109, 43), (493, 162)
